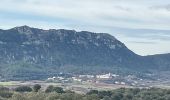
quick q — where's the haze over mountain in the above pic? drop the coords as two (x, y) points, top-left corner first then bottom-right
(0, 26), (169, 80)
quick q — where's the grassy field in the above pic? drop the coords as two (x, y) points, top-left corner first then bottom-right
(0, 82), (16, 86)
(0, 81), (131, 94)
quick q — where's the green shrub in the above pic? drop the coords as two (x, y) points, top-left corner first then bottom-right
(0, 87), (9, 91)
(0, 91), (13, 98)
(45, 85), (64, 93)
(33, 84), (41, 92)
(14, 86), (32, 92)
(45, 85), (54, 93)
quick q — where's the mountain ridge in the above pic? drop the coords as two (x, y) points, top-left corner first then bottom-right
(0, 26), (169, 80)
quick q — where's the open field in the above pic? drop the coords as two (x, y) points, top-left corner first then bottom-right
(0, 81), (131, 94)
(1, 80), (170, 94)
(0, 82), (16, 86)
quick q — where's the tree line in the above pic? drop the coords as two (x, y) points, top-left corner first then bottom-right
(0, 85), (170, 100)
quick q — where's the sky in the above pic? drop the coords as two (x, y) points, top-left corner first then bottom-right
(0, 0), (170, 55)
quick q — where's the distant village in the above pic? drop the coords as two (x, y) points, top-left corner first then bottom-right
(46, 73), (148, 87)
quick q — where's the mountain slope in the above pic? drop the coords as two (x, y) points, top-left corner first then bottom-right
(146, 53), (170, 70)
(0, 26), (169, 80)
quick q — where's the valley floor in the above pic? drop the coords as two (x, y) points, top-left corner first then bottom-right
(0, 81), (131, 94)
(1, 80), (170, 94)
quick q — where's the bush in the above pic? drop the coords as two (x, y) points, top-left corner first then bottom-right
(33, 84), (41, 92)
(53, 87), (64, 93)
(0, 87), (9, 91)
(14, 86), (32, 92)
(0, 91), (13, 98)
(87, 90), (99, 95)
(0, 86), (169, 100)
(0, 87), (13, 98)
(45, 85), (54, 93)
(45, 85), (64, 93)
(46, 93), (60, 100)
(10, 93), (27, 100)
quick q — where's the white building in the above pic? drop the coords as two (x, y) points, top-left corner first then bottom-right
(57, 76), (64, 80)
(96, 73), (112, 79)
(115, 81), (120, 84)
(112, 74), (119, 77)
(47, 76), (56, 81)
(120, 82), (126, 85)
(79, 75), (94, 78)
(72, 77), (82, 82)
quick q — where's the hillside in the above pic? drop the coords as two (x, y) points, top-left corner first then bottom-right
(0, 26), (169, 80)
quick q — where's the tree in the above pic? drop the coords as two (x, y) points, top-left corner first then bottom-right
(45, 85), (54, 93)
(53, 87), (64, 93)
(45, 85), (64, 93)
(33, 84), (41, 92)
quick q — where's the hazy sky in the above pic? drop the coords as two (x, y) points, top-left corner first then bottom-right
(0, 0), (170, 55)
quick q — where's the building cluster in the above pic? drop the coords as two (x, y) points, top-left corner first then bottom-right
(96, 73), (119, 79)
(47, 73), (126, 84)
(46, 73), (148, 87)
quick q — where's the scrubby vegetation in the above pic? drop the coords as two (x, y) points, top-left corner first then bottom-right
(33, 84), (41, 92)
(1, 27), (170, 81)
(0, 85), (170, 100)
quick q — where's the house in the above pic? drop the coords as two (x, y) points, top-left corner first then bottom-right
(57, 76), (64, 80)
(96, 73), (112, 79)
(120, 82), (126, 85)
(72, 77), (82, 82)
(79, 75), (94, 78)
(47, 76), (56, 81)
